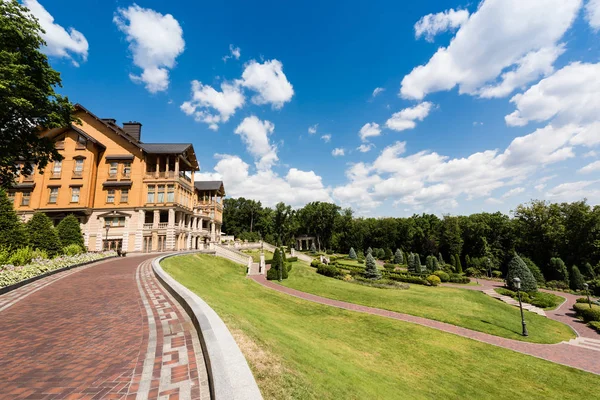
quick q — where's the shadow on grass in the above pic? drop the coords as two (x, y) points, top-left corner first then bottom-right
(480, 319), (522, 337)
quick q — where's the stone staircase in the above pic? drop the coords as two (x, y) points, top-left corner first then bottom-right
(483, 289), (547, 317)
(564, 337), (600, 352)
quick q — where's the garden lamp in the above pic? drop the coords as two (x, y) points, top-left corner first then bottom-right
(584, 282), (591, 309)
(513, 277), (528, 337)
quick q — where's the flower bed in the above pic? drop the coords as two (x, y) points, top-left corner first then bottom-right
(0, 251), (117, 288)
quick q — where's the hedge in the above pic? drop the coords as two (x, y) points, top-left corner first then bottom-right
(317, 263), (342, 278)
(588, 321), (600, 333)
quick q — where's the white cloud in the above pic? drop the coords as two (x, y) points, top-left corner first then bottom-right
(385, 102), (433, 131)
(578, 160), (600, 174)
(223, 44), (241, 62)
(321, 134), (331, 143)
(357, 143), (375, 153)
(414, 8), (469, 42)
(584, 151), (598, 158)
(23, 0), (88, 66)
(485, 197), (504, 205)
(546, 180), (600, 202)
(534, 184), (546, 191)
(234, 116), (278, 170)
(501, 187), (525, 198)
(539, 175), (557, 184)
(114, 5), (185, 93)
(180, 80), (245, 130)
(473, 121), (484, 126)
(308, 124), (318, 134)
(332, 148), (345, 157)
(372, 87), (385, 97)
(240, 60), (294, 109)
(401, 0), (581, 100)
(359, 123), (381, 142)
(586, 0), (600, 31)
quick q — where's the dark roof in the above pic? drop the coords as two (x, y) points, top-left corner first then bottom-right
(102, 181), (133, 188)
(74, 104), (142, 146)
(139, 143), (193, 154)
(194, 180), (225, 192)
(105, 154), (135, 161)
(9, 183), (35, 190)
(70, 125), (106, 148)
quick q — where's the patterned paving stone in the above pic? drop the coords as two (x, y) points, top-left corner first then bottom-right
(0, 254), (209, 400)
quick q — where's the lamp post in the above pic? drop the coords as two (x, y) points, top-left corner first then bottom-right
(513, 277), (528, 337)
(105, 223), (110, 251)
(584, 282), (592, 309)
(487, 257), (492, 278)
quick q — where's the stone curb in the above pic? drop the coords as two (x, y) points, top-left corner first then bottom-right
(152, 253), (263, 400)
(0, 255), (119, 296)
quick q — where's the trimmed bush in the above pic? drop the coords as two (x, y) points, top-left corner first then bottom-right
(387, 273), (428, 285)
(415, 254), (422, 273)
(62, 244), (84, 256)
(464, 267), (479, 277)
(545, 280), (569, 291)
(26, 212), (61, 257)
(56, 215), (85, 249)
(448, 275), (470, 284)
(427, 275), (441, 286)
(433, 270), (449, 282)
(364, 253), (381, 280)
(506, 254), (537, 292)
(438, 252), (444, 265)
(522, 257), (545, 285)
(455, 254), (463, 274)
(492, 270), (502, 278)
(310, 259), (320, 268)
(287, 256), (298, 262)
(383, 263), (397, 271)
(317, 263), (341, 278)
(310, 243), (316, 253)
(568, 265), (585, 291)
(582, 262), (595, 279)
(581, 307), (600, 322)
(548, 258), (569, 285)
(394, 249), (403, 264)
(349, 247), (357, 259)
(267, 248), (283, 280)
(588, 321), (600, 333)
(0, 189), (27, 250)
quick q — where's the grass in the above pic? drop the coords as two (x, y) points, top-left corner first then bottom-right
(279, 261), (574, 344)
(242, 249), (274, 262)
(163, 254), (597, 400)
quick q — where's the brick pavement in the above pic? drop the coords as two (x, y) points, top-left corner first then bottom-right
(0, 254), (209, 399)
(250, 274), (600, 375)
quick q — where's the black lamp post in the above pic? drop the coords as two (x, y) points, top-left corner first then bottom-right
(584, 282), (592, 309)
(105, 223), (110, 251)
(487, 257), (492, 278)
(513, 277), (528, 337)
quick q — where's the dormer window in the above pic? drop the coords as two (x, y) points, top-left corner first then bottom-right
(55, 137), (65, 150)
(76, 135), (87, 149)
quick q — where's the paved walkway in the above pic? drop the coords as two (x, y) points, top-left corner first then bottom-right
(249, 274), (600, 375)
(0, 254), (209, 400)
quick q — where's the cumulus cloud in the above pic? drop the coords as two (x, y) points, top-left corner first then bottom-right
(332, 148), (345, 157)
(240, 60), (294, 109)
(385, 102), (433, 131)
(180, 80), (244, 130)
(114, 5), (185, 93)
(401, 0), (581, 100)
(586, 0), (600, 31)
(234, 116), (278, 170)
(223, 44), (241, 62)
(23, 0), (88, 66)
(308, 124), (318, 134)
(321, 134), (331, 143)
(359, 123), (381, 142)
(357, 143), (374, 153)
(578, 160), (600, 174)
(414, 8), (469, 42)
(372, 87), (385, 97)
(584, 151), (597, 158)
(546, 180), (600, 202)
(501, 187), (525, 198)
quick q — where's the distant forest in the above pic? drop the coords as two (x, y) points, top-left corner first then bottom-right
(223, 198), (600, 281)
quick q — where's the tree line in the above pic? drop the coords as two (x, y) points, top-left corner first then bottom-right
(223, 198), (600, 285)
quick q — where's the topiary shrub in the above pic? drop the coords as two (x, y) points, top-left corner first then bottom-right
(267, 248), (283, 280)
(364, 253), (381, 280)
(464, 267), (479, 277)
(426, 275), (441, 286)
(506, 254), (537, 292)
(522, 257), (545, 285)
(349, 247), (357, 259)
(455, 254), (463, 274)
(582, 262), (595, 279)
(581, 307), (600, 322)
(310, 259), (320, 268)
(588, 321), (600, 333)
(448, 274), (471, 284)
(548, 258), (569, 286)
(394, 249), (403, 264)
(288, 256), (298, 262)
(383, 263), (397, 271)
(568, 265), (585, 291)
(0, 189), (27, 250)
(545, 280), (569, 290)
(317, 263), (341, 278)
(56, 215), (85, 249)
(310, 243), (316, 253)
(433, 270), (449, 282)
(62, 243), (84, 256)
(26, 212), (61, 257)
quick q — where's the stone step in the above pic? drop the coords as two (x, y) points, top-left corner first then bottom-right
(566, 338), (600, 352)
(483, 289), (547, 317)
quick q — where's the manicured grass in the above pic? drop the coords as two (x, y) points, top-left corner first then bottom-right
(163, 254), (596, 400)
(279, 261), (574, 344)
(242, 249), (274, 263)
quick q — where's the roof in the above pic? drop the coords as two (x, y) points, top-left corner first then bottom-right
(139, 143), (193, 154)
(194, 180), (225, 195)
(69, 125), (106, 148)
(74, 104), (142, 147)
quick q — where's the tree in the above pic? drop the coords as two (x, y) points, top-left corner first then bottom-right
(426, 255), (436, 272)
(394, 249), (403, 264)
(465, 254), (471, 268)
(455, 254), (463, 274)
(582, 262), (595, 279)
(0, 189), (27, 249)
(26, 212), (60, 256)
(450, 254), (456, 269)
(407, 253), (416, 273)
(349, 247), (357, 259)
(506, 254), (537, 292)
(415, 254), (422, 273)
(548, 257), (569, 284)
(267, 248), (282, 280)
(280, 247), (289, 279)
(310, 242), (316, 253)
(0, 0), (77, 187)
(56, 214), (84, 249)
(384, 248), (393, 261)
(364, 253), (381, 280)
(438, 252), (444, 265)
(568, 265), (585, 291)
(367, 247), (373, 255)
(440, 215), (463, 260)
(522, 256), (545, 285)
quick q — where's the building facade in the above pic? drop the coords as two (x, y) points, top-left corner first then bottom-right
(9, 104), (224, 252)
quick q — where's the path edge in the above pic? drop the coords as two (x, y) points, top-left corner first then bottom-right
(152, 253), (263, 400)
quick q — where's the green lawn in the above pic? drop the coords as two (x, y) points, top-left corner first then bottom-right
(279, 261), (574, 344)
(163, 254), (596, 400)
(242, 249), (274, 262)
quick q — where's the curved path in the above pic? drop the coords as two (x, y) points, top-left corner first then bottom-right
(0, 254), (209, 400)
(249, 274), (600, 375)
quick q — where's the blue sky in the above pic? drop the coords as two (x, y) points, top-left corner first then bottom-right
(24, 0), (600, 216)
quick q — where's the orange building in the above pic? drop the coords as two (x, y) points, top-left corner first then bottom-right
(9, 104), (224, 252)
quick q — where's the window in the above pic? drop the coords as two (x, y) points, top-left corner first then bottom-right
(109, 162), (118, 178)
(48, 187), (58, 203)
(167, 185), (175, 202)
(120, 188), (129, 203)
(105, 217), (125, 227)
(123, 162), (131, 178)
(21, 191), (31, 206)
(107, 189), (115, 203)
(8, 192), (15, 203)
(24, 163), (35, 181)
(52, 161), (62, 178)
(147, 185), (155, 203)
(71, 187), (80, 203)
(55, 137), (65, 149)
(73, 159), (84, 178)
(157, 185), (165, 203)
(76, 135), (87, 149)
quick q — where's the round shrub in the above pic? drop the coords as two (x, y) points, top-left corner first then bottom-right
(464, 267), (479, 277)
(433, 270), (449, 282)
(317, 263), (341, 278)
(56, 215), (85, 249)
(426, 275), (441, 286)
(581, 307), (600, 322)
(492, 270), (502, 278)
(62, 244), (84, 256)
(310, 259), (320, 268)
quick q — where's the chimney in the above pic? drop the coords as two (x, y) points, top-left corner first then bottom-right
(122, 121), (142, 141)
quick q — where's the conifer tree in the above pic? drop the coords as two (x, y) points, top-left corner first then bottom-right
(310, 242), (316, 253)
(280, 247), (289, 279)
(450, 254), (456, 270)
(367, 247), (372, 255)
(394, 249), (403, 264)
(582, 262), (595, 279)
(455, 254), (463, 274)
(0, 189), (27, 250)
(349, 247), (357, 259)
(548, 258), (569, 285)
(56, 214), (84, 249)
(506, 254), (537, 292)
(426, 255), (435, 272)
(438, 252), (444, 265)
(522, 257), (545, 285)
(267, 248), (282, 280)
(364, 253), (381, 280)
(384, 248), (393, 261)
(26, 212), (60, 256)
(407, 253), (415, 273)
(415, 254), (422, 273)
(432, 257), (439, 271)
(465, 254), (471, 268)
(568, 265), (585, 291)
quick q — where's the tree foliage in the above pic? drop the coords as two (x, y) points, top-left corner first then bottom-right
(0, 0), (76, 187)
(506, 254), (537, 293)
(349, 247), (357, 259)
(568, 265), (585, 291)
(0, 189), (27, 249)
(56, 214), (84, 249)
(364, 253), (381, 280)
(26, 212), (60, 256)
(394, 248), (403, 264)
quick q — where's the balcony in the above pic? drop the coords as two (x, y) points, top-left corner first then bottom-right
(50, 172), (61, 179)
(158, 222), (168, 229)
(143, 222), (169, 230)
(143, 223), (153, 230)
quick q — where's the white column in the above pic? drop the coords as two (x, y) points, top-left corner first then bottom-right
(166, 208), (176, 250)
(153, 210), (159, 228)
(134, 210), (145, 252)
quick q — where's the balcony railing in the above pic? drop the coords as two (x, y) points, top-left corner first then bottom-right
(72, 170), (83, 178)
(143, 223), (153, 230)
(158, 222), (168, 229)
(51, 172), (61, 179)
(108, 172), (118, 180)
(179, 171), (191, 182)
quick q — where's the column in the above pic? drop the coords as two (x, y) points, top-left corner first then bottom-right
(166, 208), (176, 250)
(153, 209), (159, 228)
(175, 157), (180, 175)
(211, 221), (216, 242)
(134, 210), (144, 252)
(155, 156), (159, 178)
